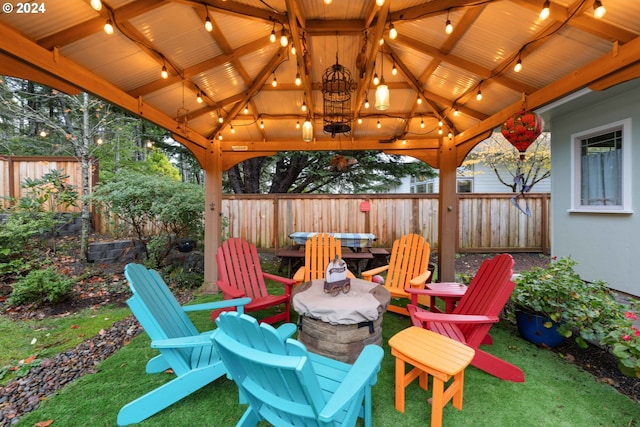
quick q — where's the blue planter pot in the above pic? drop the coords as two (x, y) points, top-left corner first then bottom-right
(516, 311), (565, 348)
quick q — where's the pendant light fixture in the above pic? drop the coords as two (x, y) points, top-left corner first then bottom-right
(302, 116), (313, 142)
(375, 50), (389, 111)
(593, 1), (606, 18)
(104, 19), (114, 35)
(539, 0), (550, 20)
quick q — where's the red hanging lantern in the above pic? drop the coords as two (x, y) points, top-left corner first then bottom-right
(501, 110), (543, 159)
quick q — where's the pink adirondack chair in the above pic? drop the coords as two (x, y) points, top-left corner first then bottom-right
(406, 253), (524, 382)
(213, 238), (294, 325)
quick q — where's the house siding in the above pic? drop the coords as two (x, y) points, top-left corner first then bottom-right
(549, 79), (640, 296)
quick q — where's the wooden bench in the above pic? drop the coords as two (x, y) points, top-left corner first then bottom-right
(275, 244), (304, 277)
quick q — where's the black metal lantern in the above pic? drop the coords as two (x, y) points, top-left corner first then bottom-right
(322, 56), (355, 137)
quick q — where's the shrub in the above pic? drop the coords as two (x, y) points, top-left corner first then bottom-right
(8, 267), (75, 306)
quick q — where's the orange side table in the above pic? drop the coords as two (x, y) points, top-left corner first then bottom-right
(388, 327), (475, 427)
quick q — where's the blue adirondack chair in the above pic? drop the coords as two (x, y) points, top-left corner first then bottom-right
(212, 311), (384, 427)
(118, 264), (296, 426)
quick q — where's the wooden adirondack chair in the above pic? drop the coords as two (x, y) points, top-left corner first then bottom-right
(118, 264), (296, 426)
(214, 237), (295, 324)
(362, 233), (432, 316)
(406, 253), (525, 382)
(292, 233), (355, 284)
(212, 311), (384, 427)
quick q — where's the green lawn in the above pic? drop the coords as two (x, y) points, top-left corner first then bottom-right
(12, 296), (640, 427)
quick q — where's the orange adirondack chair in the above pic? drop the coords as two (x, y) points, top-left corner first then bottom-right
(362, 233), (432, 316)
(406, 253), (525, 382)
(292, 233), (355, 284)
(213, 238), (295, 325)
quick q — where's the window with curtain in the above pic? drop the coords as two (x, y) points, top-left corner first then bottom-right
(571, 119), (631, 213)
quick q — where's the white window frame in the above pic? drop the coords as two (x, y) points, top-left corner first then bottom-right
(569, 118), (632, 213)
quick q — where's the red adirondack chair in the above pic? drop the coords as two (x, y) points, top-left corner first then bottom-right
(213, 238), (294, 325)
(406, 253), (524, 382)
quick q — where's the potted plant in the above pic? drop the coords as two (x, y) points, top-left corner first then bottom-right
(510, 257), (629, 349)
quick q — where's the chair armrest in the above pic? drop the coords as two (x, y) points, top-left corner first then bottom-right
(276, 322), (297, 339)
(361, 265), (389, 281)
(413, 311), (499, 325)
(292, 267), (305, 283)
(262, 272), (296, 295)
(408, 270), (432, 287)
(216, 280), (246, 299)
(318, 345), (384, 422)
(151, 333), (213, 349)
(182, 297), (251, 314)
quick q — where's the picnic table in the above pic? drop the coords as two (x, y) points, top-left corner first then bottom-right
(276, 232), (389, 277)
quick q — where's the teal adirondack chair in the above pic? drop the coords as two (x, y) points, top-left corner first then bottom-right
(212, 311), (384, 427)
(118, 264), (295, 426)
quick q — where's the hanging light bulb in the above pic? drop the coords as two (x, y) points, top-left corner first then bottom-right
(376, 0), (385, 6)
(379, 38), (384, 46)
(389, 23), (397, 40)
(196, 92), (203, 104)
(290, 40), (296, 55)
(420, 118), (425, 128)
(376, 119), (381, 129)
(301, 101), (307, 112)
(243, 105), (249, 114)
(90, 0), (102, 11)
(417, 97), (422, 105)
(218, 115), (224, 124)
(280, 34), (289, 47)
(259, 120), (265, 129)
(295, 121), (300, 129)
(269, 23), (276, 43)
(161, 65), (168, 79)
(593, 0), (606, 18)
(218, 134), (223, 140)
(357, 117), (363, 124)
(445, 19), (453, 35)
(302, 117), (313, 142)
(453, 108), (460, 117)
(104, 19), (114, 35)
(295, 72), (301, 86)
(539, 0), (550, 20)
(438, 120), (443, 127)
(438, 128), (443, 135)
(364, 97), (370, 109)
(271, 74), (277, 87)
(392, 62), (397, 76)
(514, 58), (523, 72)
(230, 125), (235, 134)
(373, 72), (380, 86)
(476, 89), (483, 101)
(448, 131), (453, 139)
(204, 16), (213, 32)
(324, 0), (332, 4)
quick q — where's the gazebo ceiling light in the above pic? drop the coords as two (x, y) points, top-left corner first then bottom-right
(322, 54), (355, 138)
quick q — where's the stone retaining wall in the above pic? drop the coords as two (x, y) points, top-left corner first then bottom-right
(87, 240), (144, 264)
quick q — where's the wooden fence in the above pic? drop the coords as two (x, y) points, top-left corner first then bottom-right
(221, 193), (550, 253)
(0, 156), (96, 212)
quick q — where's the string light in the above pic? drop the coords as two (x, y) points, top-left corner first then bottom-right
(295, 121), (300, 129)
(376, 119), (381, 128)
(204, 16), (213, 32)
(271, 74), (277, 87)
(453, 108), (460, 117)
(593, 1), (606, 18)
(445, 10), (453, 35)
(539, 0), (550, 20)
(280, 33), (288, 47)
(290, 39), (296, 55)
(476, 89), (483, 101)
(301, 101), (307, 112)
(417, 97), (422, 105)
(259, 120), (265, 129)
(357, 118), (363, 124)
(448, 131), (453, 139)
(243, 105), (249, 114)
(420, 118), (425, 128)
(438, 128), (443, 135)
(196, 92), (203, 104)
(103, 19), (114, 35)
(373, 72), (379, 86)
(389, 23), (397, 40)
(90, 0), (102, 11)
(392, 62), (397, 76)
(295, 72), (301, 86)
(161, 64), (168, 79)
(364, 97), (370, 109)
(376, 0), (385, 6)
(218, 115), (224, 124)
(514, 58), (523, 72)
(438, 120), (443, 127)
(218, 134), (223, 140)
(230, 125), (235, 134)
(324, 0), (332, 4)
(269, 23), (276, 43)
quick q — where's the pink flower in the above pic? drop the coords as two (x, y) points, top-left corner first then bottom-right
(622, 335), (631, 341)
(625, 311), (638, 320)
(635, 330), (640, 337)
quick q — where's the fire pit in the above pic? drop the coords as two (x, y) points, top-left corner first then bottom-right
(292, 278), (390, 363)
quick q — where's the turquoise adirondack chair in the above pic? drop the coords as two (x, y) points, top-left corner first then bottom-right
(212, 311), (384, 427)
(118, 264), (296, 426)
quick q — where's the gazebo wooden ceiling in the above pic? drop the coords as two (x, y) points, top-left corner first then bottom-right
(1, 0), (639, 284)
